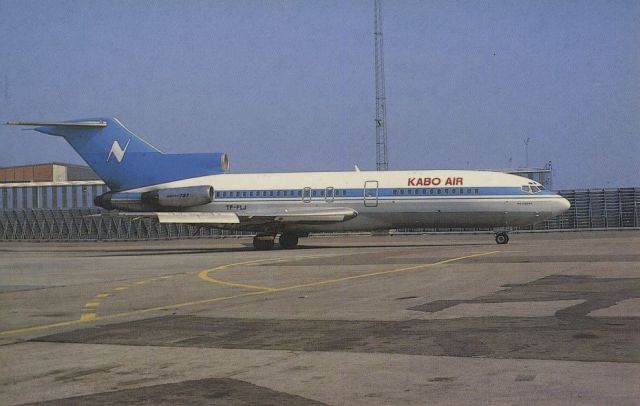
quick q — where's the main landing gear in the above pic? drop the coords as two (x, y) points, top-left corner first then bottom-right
(253, 234), (275, 250)
(278, 233), (299, 249)
(495, 232), (510, 245)
(252, 233), (300, 250)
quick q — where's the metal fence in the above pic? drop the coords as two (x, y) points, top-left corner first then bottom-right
(0, 208), (232, 241)
(0, 188), (638, 241)
(524, 188), (639, 230)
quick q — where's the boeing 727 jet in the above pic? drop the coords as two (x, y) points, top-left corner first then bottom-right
(6, 118), (570, 250)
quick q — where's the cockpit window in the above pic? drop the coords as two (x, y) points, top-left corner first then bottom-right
(522, 184), (543, 193)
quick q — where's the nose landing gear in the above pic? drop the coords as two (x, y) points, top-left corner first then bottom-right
(495, 232), (509, 245)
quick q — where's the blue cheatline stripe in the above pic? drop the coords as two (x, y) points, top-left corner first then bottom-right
(212, 186), (555, 200)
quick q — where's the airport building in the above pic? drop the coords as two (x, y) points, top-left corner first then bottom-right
(0, 163), (106, 210)
(0, 163), (638, 240)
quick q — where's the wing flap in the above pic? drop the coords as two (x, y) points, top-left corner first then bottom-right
(157, 212), (239, 224)
(117, 212), (240, 224)
(242, 207), (358, 224)
(101, 207), (355, 226)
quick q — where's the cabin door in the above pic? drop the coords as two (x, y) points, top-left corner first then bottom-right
(364, 181), (378, 207)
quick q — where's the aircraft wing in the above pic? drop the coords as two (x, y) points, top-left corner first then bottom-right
(113, 207), (357, 225)
(239, 207), (358, 224)
(116, 212), (240, 224)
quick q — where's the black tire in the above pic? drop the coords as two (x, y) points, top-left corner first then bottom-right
(279, 233), (299, 249)
(495, 233), (509, 245)
(253, 236), (275, 250)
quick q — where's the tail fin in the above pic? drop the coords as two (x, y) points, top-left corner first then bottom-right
(6, 117), (228, 191)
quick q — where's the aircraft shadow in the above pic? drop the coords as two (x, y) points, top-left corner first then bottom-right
(84, 242), (491, 257)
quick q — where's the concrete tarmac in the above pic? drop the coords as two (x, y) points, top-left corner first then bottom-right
(0, 231), (639, 405)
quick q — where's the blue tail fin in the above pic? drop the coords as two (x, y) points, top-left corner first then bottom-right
(8, 117), (228, 191)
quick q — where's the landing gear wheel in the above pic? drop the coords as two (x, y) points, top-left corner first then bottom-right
(495, 232), (509, 245)
(279, 233), (299, 249)
(253, 235), (275, 250)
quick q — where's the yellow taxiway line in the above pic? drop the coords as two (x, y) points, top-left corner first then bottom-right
(0, 250), (499, 337)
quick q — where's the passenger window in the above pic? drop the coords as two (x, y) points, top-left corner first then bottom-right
(408, 189), (412, 195)
(445, 189), (449, 194)
(452, 189), (456, 194)
(400, 190), (404, 195)
(320, 190), (325, 197)
(475, 189), (479, 194)
(312, 190), (317, 197)
(437, 189), (441, 194)
(393, 190), (397, 195)
(460, 189), (464, 195)
(326, 187), (334, 201)
(430, 189), (434, 195)
(298, 190), (302, 197)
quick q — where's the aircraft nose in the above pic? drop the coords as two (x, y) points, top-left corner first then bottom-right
(552, 196), (571, 216)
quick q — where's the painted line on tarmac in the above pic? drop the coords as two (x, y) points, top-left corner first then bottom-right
(3, 253), (361, 336)
(0, 250), (499, 337)
(78, 275), (184, 322)
(197, 251), (383, 291)
(269, 250), (500, 292)
(199, 250), (501, 292)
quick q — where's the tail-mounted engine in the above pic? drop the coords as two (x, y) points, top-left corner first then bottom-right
(94, 186), (214, 211)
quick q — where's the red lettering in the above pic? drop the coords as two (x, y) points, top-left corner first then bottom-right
(407, 177), (449, 187)
(456, 177), (463, 185)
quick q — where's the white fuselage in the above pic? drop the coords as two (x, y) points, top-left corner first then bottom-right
(129, 169), (571, 232)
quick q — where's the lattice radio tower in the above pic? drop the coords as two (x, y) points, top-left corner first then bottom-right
(374, 0), (389, 171)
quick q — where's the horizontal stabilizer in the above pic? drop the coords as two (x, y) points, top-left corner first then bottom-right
(6, 121), (107, 127)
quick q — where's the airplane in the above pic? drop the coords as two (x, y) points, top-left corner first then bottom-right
(5, 117), (571, 250)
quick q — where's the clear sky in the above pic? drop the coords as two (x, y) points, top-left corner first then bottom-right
(1, 0), (638, 189)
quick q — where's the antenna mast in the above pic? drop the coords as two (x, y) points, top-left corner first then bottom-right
(374, 0), (389, 171)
